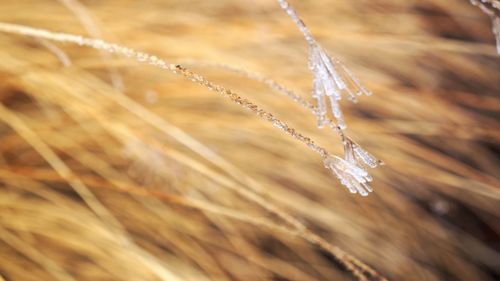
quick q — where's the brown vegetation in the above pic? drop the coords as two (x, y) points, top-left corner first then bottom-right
(0, 1), (498, 280)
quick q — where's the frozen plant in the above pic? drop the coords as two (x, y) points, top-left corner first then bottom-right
(323, 130), (383, 196)
(177, 59), (384, 195)
(277, 0), (381, 195)
(277, 0), (372, 129)
(323, 156), (373, 196)
(0, 22), (382, 198)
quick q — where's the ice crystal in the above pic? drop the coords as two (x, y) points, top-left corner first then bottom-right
(323, 156), (373, 196)
(343, 136), (384, 169)
(278, 0), (372, 129)
(323, 131), (384, 196)
(309, 44), (371, 129)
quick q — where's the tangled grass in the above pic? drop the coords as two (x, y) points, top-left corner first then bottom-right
(0, 0), (499, 280)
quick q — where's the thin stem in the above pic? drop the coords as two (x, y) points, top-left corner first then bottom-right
(0, 22), (329, 159)
(0, 22), (388, 280)
(277, 0), (316, 45)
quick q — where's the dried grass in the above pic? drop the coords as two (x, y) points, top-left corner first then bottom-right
(0, 0), (498, 281)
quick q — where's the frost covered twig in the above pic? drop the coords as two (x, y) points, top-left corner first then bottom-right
(277, 0), (372, 129)
(276, 0), (383, 195)
(179, 59), (384, 169)
(0, 22), (382, 198)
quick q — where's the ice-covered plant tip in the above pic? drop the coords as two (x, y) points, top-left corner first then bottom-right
(278, 0), (383, 196)
(277, 0), (372, 130)
(0, 0), (383, 197)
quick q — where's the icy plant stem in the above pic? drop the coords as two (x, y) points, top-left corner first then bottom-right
(277, 0), (315, 45)
(0, 21), (389, 280)
(277, 0), (374, 130)
(179, 60), (383, 170)
(0, 22), (384, 196)
(0, 22), (329, 159)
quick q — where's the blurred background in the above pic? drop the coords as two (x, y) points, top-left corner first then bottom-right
(0, 0), (499, 280)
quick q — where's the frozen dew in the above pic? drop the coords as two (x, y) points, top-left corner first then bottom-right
(344, 136), (384, 169)
(309, 43), (371, 129)
(278, 0), (373, 130)
(353, 145), (379, 168)
(324, 156), (373, 197)
(321, 133), (384, 196)
(279, 0), (384, 196)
